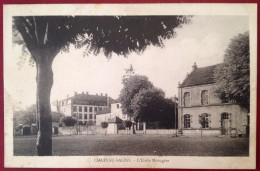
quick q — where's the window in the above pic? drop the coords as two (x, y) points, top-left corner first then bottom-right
(84, 107), (88, 112)
(184, 114), (191, 128)
(94, 107), (97, 112)
(117, 104), (120, 108)
(221, 113), (229, 119)
(201, 90), (209, 105)
(94, 114), (96, 119)
(72, 113), (76, 117)
(79, 114), (82, 119)
(99, 107), (102, 111)
(184, 92), (190, 106)
(89, 114), (93, 119)
(84, 114), (87, 119)
(73, 106), (77, 112)
(200, 113), (209, 128)
(89, 107), (93, 112)
(79, 106), (82, 112)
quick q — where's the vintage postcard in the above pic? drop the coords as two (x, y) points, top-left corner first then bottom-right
(3, 3), (257, 169)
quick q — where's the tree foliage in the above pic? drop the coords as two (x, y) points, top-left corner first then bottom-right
(13, 104), (37, 126)
(214, 32), (250, 111)
(122, 120), (132, 128)
(130, 88), (165, 122)
(119, 75), (154, 118)
(13, 16), (191, 60)
(62, 116), (77, 126)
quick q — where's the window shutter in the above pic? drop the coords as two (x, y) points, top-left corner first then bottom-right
(209, 114), (211, 128)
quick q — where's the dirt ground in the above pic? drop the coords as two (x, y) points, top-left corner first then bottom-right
(13, 134), (249, 156)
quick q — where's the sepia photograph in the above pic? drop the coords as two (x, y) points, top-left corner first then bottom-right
(4, 3), (257, 169)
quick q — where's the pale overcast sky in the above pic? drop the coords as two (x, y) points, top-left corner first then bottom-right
(5, 15), (249, 110)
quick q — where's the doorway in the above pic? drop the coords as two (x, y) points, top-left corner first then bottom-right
(221, 113), (230, 135)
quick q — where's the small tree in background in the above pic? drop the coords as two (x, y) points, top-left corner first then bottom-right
(123, 120), (132, 134)
(101, 122), (109, 135)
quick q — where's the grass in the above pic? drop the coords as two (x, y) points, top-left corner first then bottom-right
(13, 134), (249, 156)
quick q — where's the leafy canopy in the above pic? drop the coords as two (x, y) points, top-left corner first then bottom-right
(13, 16), (191, 63)
(214, 32), (249, 111)
(119, 75), (154, 117)
(62, 116), (77, 126)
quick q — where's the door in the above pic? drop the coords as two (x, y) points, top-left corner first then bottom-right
(221, 113), (230, 135)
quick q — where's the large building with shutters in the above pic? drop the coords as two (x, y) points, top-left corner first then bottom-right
(178, 63), (248, 136)
(56, 92), (114, 125)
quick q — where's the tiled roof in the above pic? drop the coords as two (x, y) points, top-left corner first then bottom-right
(72, 94), (108, 102)
(180, 64), (220, 87)
(107, 116), (123, 123)
(96, 107), (111, 115)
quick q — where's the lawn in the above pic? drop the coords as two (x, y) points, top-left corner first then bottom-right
(13, 134), (249, 156)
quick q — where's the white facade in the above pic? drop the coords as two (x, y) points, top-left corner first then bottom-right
(96, 103), (128, 125)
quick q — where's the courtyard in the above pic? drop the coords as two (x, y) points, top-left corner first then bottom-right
(13, 134), (249, 156)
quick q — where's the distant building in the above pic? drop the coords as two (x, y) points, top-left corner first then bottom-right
(96, 102), (128, 125)
(178, 63), (248, 136)
(57, 92), (114, 125)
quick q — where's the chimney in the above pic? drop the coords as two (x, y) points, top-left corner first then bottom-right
(192, 62), (198, 71)
(178, 81), (181, 88)
(107, 95), (110, 107)
(74, 92), (77, 96)
(86, 91), (88, 95)
(186, 72), (189, 77)
(105, 93), (107, 96)
(101, 93), (103, 96)
(96, 93), (98, 96)
(82, 91), (84, 94)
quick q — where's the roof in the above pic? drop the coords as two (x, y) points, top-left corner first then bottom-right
(96, 107), (111, 115)
(180, 64), (220, 88)
(107, 116), (123, 123)
(58, 93), (115, 106)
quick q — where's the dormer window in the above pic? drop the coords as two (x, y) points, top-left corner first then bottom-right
(184, 92), (190, 106)
(201, 90), (209, 105)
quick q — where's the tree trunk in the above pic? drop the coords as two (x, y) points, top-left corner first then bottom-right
(36, 61), (53, 156)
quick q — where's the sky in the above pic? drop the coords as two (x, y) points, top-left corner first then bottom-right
(5, 15), (249, 110)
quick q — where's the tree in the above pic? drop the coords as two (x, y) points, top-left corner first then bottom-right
(214, 32), (249, 111)
(62, 116), (77, 126)
(122, 64), (135, 82)
(131, 88), (166, 122)
(119, 75), (154, 119)
(13, 104), (37, 127)
(101, 121), (109, 135)
(13, 16), (191, 155)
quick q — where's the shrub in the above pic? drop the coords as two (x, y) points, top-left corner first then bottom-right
(101, 122), (108, 129)
(62, 116), (77, 126)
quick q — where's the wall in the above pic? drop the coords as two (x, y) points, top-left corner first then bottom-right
(178, 84), (248, 135)
(111, 103), (127, 120)
(96, 113), (112, 125)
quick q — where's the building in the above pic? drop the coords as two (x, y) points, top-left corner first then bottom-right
(178, 63), (248, 136)
(96, 103), (128, 125)
(57, 92), (113, 125)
